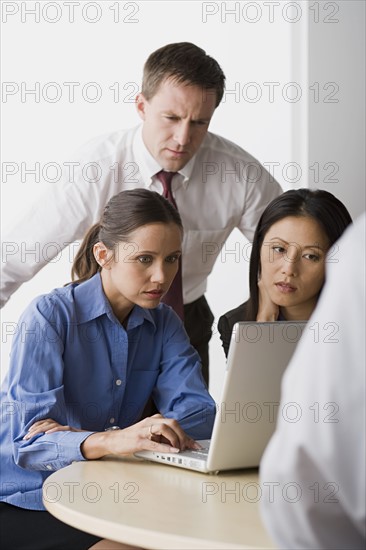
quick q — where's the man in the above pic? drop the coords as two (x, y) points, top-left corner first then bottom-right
(260, 213), (366, 549)
(1, 42), (282, 384)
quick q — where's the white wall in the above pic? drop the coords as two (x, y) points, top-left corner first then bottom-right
(2, 1), (363, 402)
(307, 0), (365, 217)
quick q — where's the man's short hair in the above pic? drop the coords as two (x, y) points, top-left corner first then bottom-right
(141, 42), (226, 107)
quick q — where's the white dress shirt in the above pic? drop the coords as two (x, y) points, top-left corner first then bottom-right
(260, 213), (366, 550)
(1, 125), (281, 307)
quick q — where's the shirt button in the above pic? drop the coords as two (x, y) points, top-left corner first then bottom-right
(110, 417), (115, 424)
(115, 379), (122, 386)
(46, 465), (52, 470)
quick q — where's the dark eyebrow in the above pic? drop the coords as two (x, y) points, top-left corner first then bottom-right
(162, 111), (211, 124)
(134, 249), (182, 255)
(268, 238), (325, 251)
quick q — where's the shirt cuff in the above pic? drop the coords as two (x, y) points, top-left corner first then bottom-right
(58, 430), (96, 463)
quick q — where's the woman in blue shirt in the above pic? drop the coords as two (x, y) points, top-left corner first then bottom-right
(0, 189), (215, 549)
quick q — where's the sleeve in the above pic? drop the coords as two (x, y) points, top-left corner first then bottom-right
(218, 302), (249, 358)
(0, 143), (114, 308)
(259, 215), (366, 550)
(152, 308), (216, 440)
(217, 314), (231, 358)
(6, 296), (94, 471)
(238, 162), (282, 242)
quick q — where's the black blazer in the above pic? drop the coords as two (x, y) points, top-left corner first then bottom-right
(218, 301), (252, 357)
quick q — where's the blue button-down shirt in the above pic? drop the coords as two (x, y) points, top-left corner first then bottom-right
(0, 274), (215, 510)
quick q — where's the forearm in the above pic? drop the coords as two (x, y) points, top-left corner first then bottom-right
(256, 309), (278, 322)
(80, 431), (113, 459)
(256, 280), (279, 321)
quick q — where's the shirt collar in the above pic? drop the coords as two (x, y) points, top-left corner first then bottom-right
(132, 124), (198, 186)
(73, 273), (156, 330)
(132, 125), (159, 186)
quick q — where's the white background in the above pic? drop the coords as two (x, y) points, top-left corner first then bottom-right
(1, 1), (365, 401)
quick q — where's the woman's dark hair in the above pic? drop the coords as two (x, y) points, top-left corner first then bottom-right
(245, 188), (352, 320)
(142, 42), (226, 107)
(71, 189), (183, 284)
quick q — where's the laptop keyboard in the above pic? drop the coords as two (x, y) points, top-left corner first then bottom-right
(180, 443), (210, 459)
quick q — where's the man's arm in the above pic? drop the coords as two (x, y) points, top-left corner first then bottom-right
(238, 161), (282, 242)
(1, 137), (124, 307)
(1, 181), (92, 307)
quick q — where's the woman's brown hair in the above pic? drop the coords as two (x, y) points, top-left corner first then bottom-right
(71, 189), (183, 284)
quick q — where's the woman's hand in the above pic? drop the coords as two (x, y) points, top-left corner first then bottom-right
(256, 278), (280, 322)
(23, 418), (84, 440)
(81, 414), (201, 460)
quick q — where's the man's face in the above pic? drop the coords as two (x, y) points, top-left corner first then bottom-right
(136, 78), (217, 171)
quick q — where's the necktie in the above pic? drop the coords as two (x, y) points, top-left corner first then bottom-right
(156, 170), (184, 320)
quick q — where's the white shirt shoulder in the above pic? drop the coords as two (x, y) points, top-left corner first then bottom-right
(73, 126), (138, 163)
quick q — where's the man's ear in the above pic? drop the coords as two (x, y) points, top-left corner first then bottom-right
(135, 92), (147, 121)
(93, 242), (113, 269)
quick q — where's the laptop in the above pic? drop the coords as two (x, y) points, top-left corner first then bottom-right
(135, 321), (306, 473)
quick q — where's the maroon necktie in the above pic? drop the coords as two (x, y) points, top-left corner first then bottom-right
(156, 170), (184, 320)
